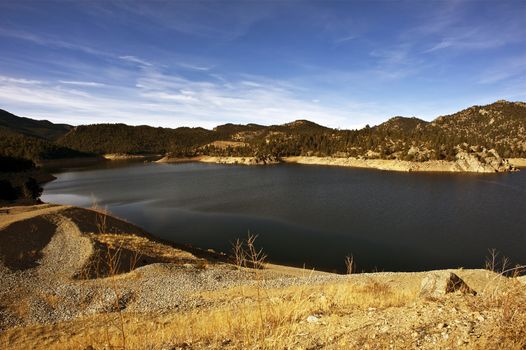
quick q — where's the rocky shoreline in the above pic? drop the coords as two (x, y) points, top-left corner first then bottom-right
(156, 154), (280, 165)
(103, 153), (161, 160)
(156, 153), (522, 173)
(283, 154), (518, 173)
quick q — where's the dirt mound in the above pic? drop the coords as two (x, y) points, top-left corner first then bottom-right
(0, 216), (57, 270)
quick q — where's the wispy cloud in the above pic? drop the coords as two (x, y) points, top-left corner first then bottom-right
(0, 27), (111, 57)
(477, 55), (526, 85)
(334, 34), (358, 44)
(423, 27), (520, 53)
(414, 4), (524, 54)
(111, 1), (276, 41)
(119, 55), (152, 67)
(59, 80), (105, 87)
(177, 62), (213, 71)
(0, 71), (354, 128)
(0, 75), (41, 85)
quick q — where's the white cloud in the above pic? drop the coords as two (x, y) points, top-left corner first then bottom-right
(59, 80), (106, 87)
(0, 75), (41, 85)
(334, 35), (358, 44)
(119, 55), (153, 67)
(0, 71), (357, 128)
(177, 62), (213, 71)
(0, 27), (111, 57)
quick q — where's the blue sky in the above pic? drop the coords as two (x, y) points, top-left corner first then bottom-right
(0, 0), (524, 129)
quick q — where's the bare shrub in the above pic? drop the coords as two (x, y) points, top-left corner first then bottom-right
(344, 254), (355, 274)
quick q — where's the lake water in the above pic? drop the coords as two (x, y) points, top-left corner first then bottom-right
(42, 161), (526, 273)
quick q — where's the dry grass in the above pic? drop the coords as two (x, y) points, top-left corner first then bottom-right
(1, 279), (416, 350)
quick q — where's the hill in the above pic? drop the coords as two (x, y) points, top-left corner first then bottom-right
(0, 127), (93, 162)
(0, 109), (71, 141)
(57, 123), (214, 156)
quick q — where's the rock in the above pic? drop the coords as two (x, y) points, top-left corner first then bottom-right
(474, 312), (485, 322)
(454, 149), (516, 173)
(419, 271), (476, 298)
(307, 315), (320, 323)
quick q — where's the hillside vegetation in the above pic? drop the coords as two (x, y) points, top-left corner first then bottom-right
(57, 100), (526, 161)
(0, 128), (91, 161)
(0, 109), (71, 141)
(1, 100), (525, 163)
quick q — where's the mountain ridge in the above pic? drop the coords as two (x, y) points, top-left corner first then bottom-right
(0, 100), (524, 163)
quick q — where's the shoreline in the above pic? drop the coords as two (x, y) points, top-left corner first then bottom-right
(508, 158), (526, 168)
(39, 154), (525, 173)
(156, 155), (280, 165)
(282, 156), (520, 173)
(103, 153), (162, 160)
(156, 154), (525, 173)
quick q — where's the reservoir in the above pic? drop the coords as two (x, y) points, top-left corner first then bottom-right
(42, 162), (526, 273)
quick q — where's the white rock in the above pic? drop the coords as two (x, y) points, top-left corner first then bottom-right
(419, 271), (476, 298)
(307, 315), (319, 323)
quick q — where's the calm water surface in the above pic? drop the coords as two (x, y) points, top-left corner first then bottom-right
(42, 162), (526, 272)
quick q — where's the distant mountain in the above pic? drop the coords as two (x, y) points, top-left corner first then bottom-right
(1, 100), (525, 162)
(0, 109), (72, 141)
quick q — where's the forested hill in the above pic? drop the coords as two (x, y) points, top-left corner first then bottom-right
(57, 124), (212, 155)
(0, 109), (72, 141)
(1, 100), (525, 162)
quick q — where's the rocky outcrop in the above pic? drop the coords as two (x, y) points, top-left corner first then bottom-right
(420, 271), (476, 298)
(454, 148), (516, 173)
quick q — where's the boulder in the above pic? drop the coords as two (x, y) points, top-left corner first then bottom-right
(454, 149), (516, 172)
(420, 271), (476, 298)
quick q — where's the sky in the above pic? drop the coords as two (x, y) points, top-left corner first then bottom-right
(0, 0), (525, 129)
